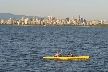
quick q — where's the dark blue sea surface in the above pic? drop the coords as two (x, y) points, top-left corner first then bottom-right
(0, 26), (108, 72)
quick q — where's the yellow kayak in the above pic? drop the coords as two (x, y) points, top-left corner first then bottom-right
(43, 55), (90, 60)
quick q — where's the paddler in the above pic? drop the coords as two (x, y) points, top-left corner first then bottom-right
(54, 51), (60, 57)
(67, 52), (73, 57)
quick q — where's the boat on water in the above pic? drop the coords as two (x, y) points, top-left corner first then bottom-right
(43, 55), (90, 60)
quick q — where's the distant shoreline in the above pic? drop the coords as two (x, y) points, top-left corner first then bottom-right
(0, 24), (108, 27)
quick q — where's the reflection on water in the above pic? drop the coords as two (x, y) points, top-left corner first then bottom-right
(0, 26), (108, 72)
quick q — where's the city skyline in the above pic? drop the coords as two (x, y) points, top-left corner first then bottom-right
(0, 0), (108, 20)
(0, 15), (107, 26)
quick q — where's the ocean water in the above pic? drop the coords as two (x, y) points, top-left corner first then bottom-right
(0, 26), (108, 72)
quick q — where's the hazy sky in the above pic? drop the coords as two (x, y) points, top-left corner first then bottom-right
(0, 0), (108, 20)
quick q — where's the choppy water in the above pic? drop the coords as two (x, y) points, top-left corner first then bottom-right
(0, 26), (108, 72)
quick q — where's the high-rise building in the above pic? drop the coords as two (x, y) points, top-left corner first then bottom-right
(66, 17), (69, 21)
(101, 20), (103, 24)
(25, 18), (29, 24)
(48, 16), (53, 20)
(22, 16), (25, 22)
(95, 20), (99, 24)
(104, 20), (106, 24)
(32, 17), (36, 24)
(79, 15), (80, 21)
(72, 17), (75, 23)
(83, 19), (86, 23)
(7, 18), (12, 24)
(81, 18), (83, 22)
(1, 19), (5, 24)
(21, 16), (25, 25)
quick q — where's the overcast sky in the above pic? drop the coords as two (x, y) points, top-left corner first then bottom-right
(0, 0), (108, 20)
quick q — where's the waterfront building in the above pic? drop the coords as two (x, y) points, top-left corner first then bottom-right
(100, 20), (103, 24)
(89, 21), (92, 25)
(72, 17), (75, 22)
(67, 20), (71, 24)
(21, 16), (25, 22)
(66, 17), (69, 22)
(91, 20), (96, 25)
(79, 15), (81, 21)
(13, 18), (17, 25)
(73, 19), (77, 25)
(78, 20), (82, 25)
(17, 21), (20, 25)
(32, 17), (36, 24)
(83, 19), (86, 23)
(25, 18), (29, 24)
(103, 20), (107, 24)
(48, 16), (53, 20)
(7, 18), (11, 24)
(21, 16), (25, 25)
(81, 18), (83, 23)
(86, 21), (90, 25)
(1, 19), (5, 24)
(8, 18), (13, 24)
(19, 20), (22, 25)
(94, 20), (98, 25)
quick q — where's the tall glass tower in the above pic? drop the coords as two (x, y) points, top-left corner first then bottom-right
(79, 15), (80, 21)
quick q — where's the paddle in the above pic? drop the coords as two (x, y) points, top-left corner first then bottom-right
(59, 50), (62, 56)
